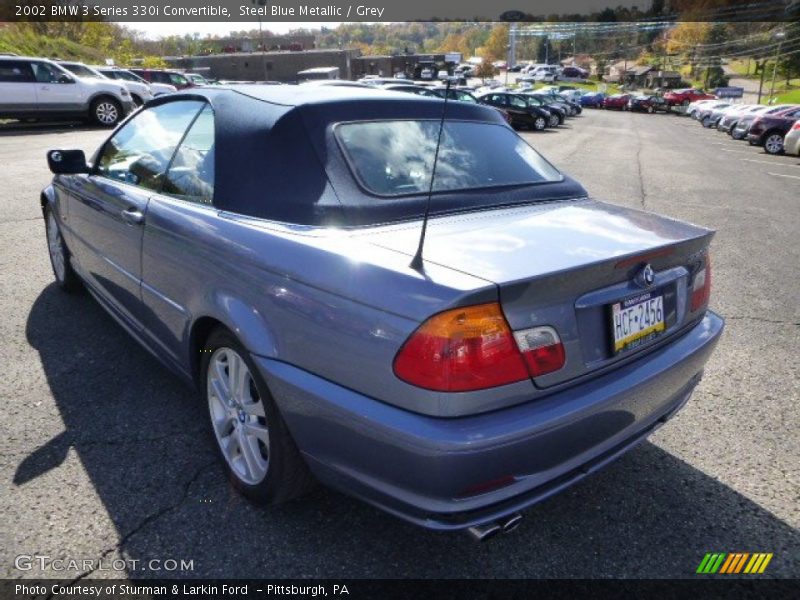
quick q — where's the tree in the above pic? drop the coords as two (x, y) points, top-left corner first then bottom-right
(481, 24), (509, 62)
(475, 61), (498, 81)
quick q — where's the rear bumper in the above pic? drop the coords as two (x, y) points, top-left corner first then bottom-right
(256, 311), (724, 530)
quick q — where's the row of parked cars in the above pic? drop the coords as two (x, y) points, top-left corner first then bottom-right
(0, 55), (210, 127)
(687, 98), (800, 155)
(353, 79), (585, 132)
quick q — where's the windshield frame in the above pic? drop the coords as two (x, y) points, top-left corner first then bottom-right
(333, 118), (564, 199)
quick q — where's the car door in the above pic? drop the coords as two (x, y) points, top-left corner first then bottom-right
(0, 59), (37, 114)
(139, 103), (216, 363)
(29, 61), (83, 113)
(66, 100), (206, 330)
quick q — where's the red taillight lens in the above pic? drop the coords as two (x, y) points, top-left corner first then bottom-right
(513, 326), (566, 377)
(791, 120), (800, 131)
(393, 303), (529, 392)
(691, 253), (712, 311)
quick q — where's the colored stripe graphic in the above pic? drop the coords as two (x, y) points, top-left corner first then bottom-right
(698, 552), (774, 575)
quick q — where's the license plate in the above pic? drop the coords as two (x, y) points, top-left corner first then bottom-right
(611, 292), (665, 353)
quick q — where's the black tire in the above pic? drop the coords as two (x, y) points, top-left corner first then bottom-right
(763, 132), (785, 155)
(201, 327), (316, 504)
(732, 129), (744, 140)
(130, 93), (143, 107)
(90, 96), (122, 127)
(548, 114), (559, 127)
(533, 116), (547, 131)
(702, 116), (711, 128)
(44, 205), (82, 293)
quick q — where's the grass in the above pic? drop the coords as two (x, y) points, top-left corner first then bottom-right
(774, 89), (800, 104)
(0, 27), (103, 62)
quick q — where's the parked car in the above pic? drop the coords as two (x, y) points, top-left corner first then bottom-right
(559, 89), (584, 103)
(41, 85), (723, 536)
(380, 83), (440, 97)
(733, 105), (796, 141)
(560, 66), (588, 80)
(186, 73), (210, 86)
(524, 94), (566, 126)
(530, 90), (581, 116)
(419, 67), (434, 81)
(477, 91), (552, 130)
(695, 102), (732, 127)
(664, 88), (716, 107)
(603, 94), (632, 110)
(717, 104), (759, 135)
(357, 77), (397, 87)
(580, 91), (607, 108)
(685, 98), (720, 119)
(96, 66), (177, 97)
(0, 56), (133, 126)
(130, 68), (194, 90)
(57, 61), (154, 107)
(628, 95), (669, 113)
(782, 119), (800, 156)
(746, 105), (800, 154)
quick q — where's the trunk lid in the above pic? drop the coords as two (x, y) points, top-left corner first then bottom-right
(361, 199), (714, 387)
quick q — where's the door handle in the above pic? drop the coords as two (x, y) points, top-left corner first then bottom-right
(120, 207), (144, 225)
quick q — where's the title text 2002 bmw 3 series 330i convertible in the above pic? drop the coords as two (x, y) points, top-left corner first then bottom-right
(42, 86), (723, 539)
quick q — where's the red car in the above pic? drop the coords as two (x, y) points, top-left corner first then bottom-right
(603, 94), (631, 110)
(129, 69), (194, 90)
(663, 88), (716, 107)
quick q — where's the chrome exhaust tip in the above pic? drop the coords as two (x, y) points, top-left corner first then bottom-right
(466, 522), (502, 542)
(501, 513), (523, 533)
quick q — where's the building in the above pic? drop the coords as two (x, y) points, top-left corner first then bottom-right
(166, 48), (360, 83)
(351, 53), (459, 80)
(645, 70), (683, 89)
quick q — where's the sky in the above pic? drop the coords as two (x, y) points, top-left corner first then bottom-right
(119, 22), (340, 39)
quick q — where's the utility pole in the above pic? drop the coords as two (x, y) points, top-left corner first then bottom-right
(768, 29), (785, 104)
(757, 60), (767, 104)
(252, 0), (268, 82)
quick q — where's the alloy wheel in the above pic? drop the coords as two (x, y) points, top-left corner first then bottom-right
(534, 117), (546, 130)
(46, 211), (66, 282)
(764, 134), (784, 155)
(95, 102), (119, 125)
(207, 347), (270, 485)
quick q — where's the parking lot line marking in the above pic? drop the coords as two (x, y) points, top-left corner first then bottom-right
(719, 148), (756, 154)
(768, 172), (800, 179)
(741, 158), (800, 168)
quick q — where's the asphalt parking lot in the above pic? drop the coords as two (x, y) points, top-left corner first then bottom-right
(1, 109), (798, 580)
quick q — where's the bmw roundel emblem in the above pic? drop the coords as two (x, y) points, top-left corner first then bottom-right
(638, 264), (656, 287)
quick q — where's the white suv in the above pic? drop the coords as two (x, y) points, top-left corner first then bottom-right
(0, 57), (133, 126)
(59, 61), (154, 107)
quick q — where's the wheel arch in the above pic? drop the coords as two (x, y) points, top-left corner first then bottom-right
(187, 295), (280, 386)
(40, 185), (56, 216)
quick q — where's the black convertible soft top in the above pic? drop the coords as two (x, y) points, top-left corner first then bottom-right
(148, 85), (586, 226)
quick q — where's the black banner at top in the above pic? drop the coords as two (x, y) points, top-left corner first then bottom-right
(1, 0), (799, 22)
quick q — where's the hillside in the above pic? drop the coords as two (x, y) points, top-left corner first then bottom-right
(0, 26), (105, 62)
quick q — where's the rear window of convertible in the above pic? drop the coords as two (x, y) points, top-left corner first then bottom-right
(335, 120), (562, 197)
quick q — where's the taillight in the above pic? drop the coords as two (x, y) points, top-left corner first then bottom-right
(394, 303), (566, 392)
(513, 326), (566, 377)
(791, 120), (800, 131)
(393, 303), (529, 392)
(691, 253), (712, 311)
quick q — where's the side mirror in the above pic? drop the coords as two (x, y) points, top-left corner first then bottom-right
(47, 150), (89, 174)
(58, 74), (74, 84)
